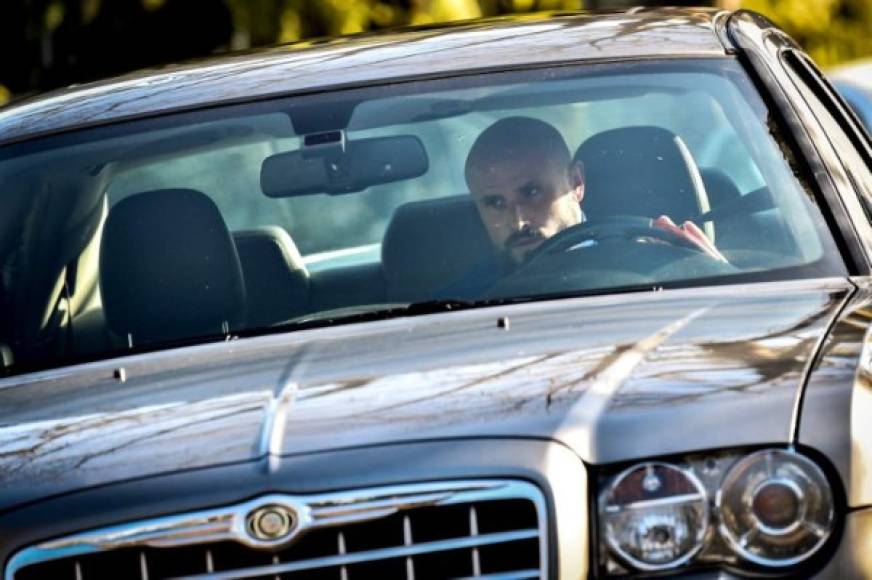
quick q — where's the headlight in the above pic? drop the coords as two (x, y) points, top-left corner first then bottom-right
(601, 462), (708, 571)
(597, 448), (836, 575)
(717, 449), (834, 567)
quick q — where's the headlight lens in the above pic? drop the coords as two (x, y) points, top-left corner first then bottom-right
(717, 449), (834, 567)
(598, 449), (836, 575)
(601, 462), (708, 570)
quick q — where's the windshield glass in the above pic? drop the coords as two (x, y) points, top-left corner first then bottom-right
(0, 58), (846, 374)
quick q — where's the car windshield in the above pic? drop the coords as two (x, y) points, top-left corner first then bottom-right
(0, 58), (847, 374)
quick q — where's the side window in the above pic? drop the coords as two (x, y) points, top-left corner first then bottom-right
(781, 51), (872, 216)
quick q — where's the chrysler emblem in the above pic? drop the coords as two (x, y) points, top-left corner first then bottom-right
(246, 504), (297, 542)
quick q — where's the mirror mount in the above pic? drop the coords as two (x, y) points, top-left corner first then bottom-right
(303, 130), (351, 192)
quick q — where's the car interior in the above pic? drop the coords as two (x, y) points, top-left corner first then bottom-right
(0, 60), (846, 376)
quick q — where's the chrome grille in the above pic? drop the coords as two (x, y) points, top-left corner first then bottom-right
(8, 480), (546, 579)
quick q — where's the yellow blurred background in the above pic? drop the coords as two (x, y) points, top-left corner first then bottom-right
(0, 0), (870, 106)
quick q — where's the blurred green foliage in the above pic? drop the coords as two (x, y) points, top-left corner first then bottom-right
(223, 0), (580, 45)
(0, 0), (870, 106)
(0, 0), (580, 104)
(739, 0), (872, 67)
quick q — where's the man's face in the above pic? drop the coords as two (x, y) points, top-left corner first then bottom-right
(468, 147), (584, 265)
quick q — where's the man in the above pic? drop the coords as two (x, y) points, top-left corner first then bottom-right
(465, 116), (587, 266)
(442, 116), (725, 297)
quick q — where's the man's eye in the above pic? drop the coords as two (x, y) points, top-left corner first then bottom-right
(521, 185), (541, 199)
(484, 197), (505, 209)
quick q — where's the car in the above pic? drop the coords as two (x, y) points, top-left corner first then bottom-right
(1, 7), (872, 579)
(830, 60), (872, 133)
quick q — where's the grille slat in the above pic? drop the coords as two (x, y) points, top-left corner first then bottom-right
(171, 529), (538, 579)
(10, 480), (545, 580)
(270, 554), (280, 580)
(469, 506), (481, 577)
(338, 531), (349, 580)
(139, 551), (150, 580)
(403, 515), (415, 580)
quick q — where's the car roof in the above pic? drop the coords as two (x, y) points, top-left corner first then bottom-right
(0, 8), (730, 146)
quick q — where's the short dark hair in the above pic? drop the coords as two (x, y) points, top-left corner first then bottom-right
(465, 116), (571, 187)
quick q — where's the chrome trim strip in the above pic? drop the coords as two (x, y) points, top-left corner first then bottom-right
(5, 479), (547, 580)
(308, 490), (456, 523)
(789, 285), (853, 443)
(711, 10), (737, 54)
(851, 318), (872, 506)
(258, 378), (298, 470)
(169, 529), (538, 580)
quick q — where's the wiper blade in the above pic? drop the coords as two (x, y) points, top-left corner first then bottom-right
(401, 299), (482, 315)
(240, 299), (505, 339)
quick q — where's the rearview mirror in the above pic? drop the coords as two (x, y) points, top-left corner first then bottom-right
(261, 134), (428, 197)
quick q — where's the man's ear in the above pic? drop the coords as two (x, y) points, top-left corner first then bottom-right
(570, 160), (585, 203)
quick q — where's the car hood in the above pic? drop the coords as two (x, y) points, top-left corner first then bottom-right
(0, 279), (851, 511)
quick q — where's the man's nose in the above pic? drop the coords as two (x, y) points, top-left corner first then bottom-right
(512, 204), (531, 230)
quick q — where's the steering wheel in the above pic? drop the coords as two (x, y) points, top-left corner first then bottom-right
(485, 215), (733, 299)
(525, 215), (703, 261)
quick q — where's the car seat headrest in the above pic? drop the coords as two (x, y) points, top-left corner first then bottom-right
(700, 168), (742, 208)
(100, 188), (246, 346)
(382, 195), (493, 302)
(574, 126), (709, 223)
(233, 226), (309, 327)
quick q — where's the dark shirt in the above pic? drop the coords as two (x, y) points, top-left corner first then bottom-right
(434, 252), (509, 300)
(437, 210), (589, 300)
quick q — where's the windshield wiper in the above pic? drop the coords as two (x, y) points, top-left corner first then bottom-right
(241, 282), (682, 341)
(401, 299), (482, 315)
(239, 298), (506, 339)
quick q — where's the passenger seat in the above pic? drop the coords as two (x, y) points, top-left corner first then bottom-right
(233, 226), (309, 327)
(100, 188), (246, 347)
(382, 195), (493, 302)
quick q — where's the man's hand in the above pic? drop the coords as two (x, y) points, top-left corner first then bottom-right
(652, 215), (728, 263)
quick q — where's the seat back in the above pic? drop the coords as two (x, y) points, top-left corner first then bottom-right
(100, 188), (246, 346)
(700, 168), (742, 209)
(697, 170), (795, 258)
(1, 168), (105, 363)
(382, 195), (493, 302)
(574, 126), (710, 224)
(233, 226), (309, 327)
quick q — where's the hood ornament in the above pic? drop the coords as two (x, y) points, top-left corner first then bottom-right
(245, 504), (297, 542)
